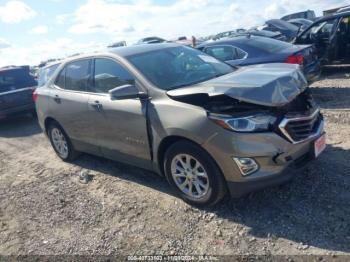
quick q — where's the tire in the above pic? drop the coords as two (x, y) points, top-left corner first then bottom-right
(48, 123), (79, 161)
(164, 141), (227, 207)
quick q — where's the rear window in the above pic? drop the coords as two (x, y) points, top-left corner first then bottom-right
(244, 37), (292, 53)
(0, 69), (37, 93)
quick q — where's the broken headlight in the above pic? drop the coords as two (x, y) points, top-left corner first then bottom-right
(209, 113), (277, 132)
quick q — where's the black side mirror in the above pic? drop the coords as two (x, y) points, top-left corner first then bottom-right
(109, 84), (148, 100)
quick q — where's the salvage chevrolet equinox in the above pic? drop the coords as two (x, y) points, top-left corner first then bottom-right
(35, 43), (326, 206)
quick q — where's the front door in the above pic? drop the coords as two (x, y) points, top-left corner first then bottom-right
(295, 18), (340, 63)
(88, 57), (152, 168)
(335, 16), (350, 62)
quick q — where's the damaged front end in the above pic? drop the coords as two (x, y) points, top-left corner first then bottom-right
(167, 64), (323, 144)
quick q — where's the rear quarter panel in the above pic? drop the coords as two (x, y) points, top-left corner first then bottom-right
(35, 86), (52, 132)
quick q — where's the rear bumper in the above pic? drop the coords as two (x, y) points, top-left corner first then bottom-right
(304, 61), (322, 82)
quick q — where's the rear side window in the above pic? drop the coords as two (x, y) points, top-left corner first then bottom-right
(92, 58), (135, 93)
(204, 46), (247, 61)
(55, 68), (65, 89)
(55, 60), (90, 91)
(236, 48), (247, 59)
(38, 64), (60, 87)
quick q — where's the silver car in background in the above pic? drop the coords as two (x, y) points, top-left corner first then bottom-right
(35, 43), (326, 206)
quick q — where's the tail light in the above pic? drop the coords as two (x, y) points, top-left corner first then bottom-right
(286, 54), (304, 65)
(32, 88), (38, 102)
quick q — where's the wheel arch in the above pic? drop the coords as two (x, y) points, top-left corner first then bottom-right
(44, 117), (63, 135)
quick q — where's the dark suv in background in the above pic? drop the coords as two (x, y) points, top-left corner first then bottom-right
(0, 66), (37, 119)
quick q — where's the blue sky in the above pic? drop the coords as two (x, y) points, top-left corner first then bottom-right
(0, 0), (348, 66)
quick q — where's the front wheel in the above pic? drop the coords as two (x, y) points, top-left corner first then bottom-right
(164, 141), (227, 207)
(48, 123), (78, 161)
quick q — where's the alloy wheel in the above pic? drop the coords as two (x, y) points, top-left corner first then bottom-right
(51, 128), (69, 158)
(171, 154), (209, 198)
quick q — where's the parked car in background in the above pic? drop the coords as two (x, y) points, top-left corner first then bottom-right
(174, 36), (194, 46)
(136, 37), (166, 45)
(35, 44), (325, 206)
(0, 66), (38, 119)
(258, 19), (299, 41)
(245, 29), (287, 41)
(288, 18), (313, 31)
(294, 11), (350, 64)
(337, 6), (350, 13)
(213, 30), (238, 40)
(108, 41), (127, 48)
(204, 29), (287, 43)
(198, 35), (321, 82)
(323, 5), (350, 16)
(281, 10), (316, 21)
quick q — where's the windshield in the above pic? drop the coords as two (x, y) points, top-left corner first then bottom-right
(127, 46), (234, 90)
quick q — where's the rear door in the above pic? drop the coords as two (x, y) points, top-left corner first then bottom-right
(49, 59), (98, 153)
(88, 57), (152, 167)
(0, 68), (37, 113)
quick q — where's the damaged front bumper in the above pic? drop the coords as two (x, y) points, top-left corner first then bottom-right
(203, 113), (325, 198)
(226, 133), (324, 198)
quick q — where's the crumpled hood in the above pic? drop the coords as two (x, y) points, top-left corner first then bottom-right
(167, 63), (308, 107)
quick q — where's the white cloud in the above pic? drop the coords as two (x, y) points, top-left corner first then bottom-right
(2, 0), (350, 66)
(0, 38), (105, 67)
(66, 0), (350, 44)
(29, 25), (49, 35)
(0, 38), (11, 49)
(0, 0), (37, 24)
(67, 0), (231, 42)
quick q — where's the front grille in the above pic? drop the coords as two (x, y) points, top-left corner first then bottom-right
(279, 108), (323, 144)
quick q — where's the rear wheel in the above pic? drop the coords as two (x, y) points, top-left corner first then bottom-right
(48, 123), (78, 161)
(164, 141), (227, 207)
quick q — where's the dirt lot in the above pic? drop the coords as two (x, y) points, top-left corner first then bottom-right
(0, 68), (349, 258)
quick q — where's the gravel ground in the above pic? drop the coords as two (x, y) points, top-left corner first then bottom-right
(0, 68), (349, 258)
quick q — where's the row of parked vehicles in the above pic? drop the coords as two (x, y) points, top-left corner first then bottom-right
(1, 8), (348, 206)
(201, 10), (350, 67)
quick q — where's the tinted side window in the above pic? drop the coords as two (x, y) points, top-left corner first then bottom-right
(65, 60), (90, 91)
(55, 68), (66, 89)
(205, 46), (236, 61)
(235, 47), (247, 59)
(93, 58), (135, 93)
